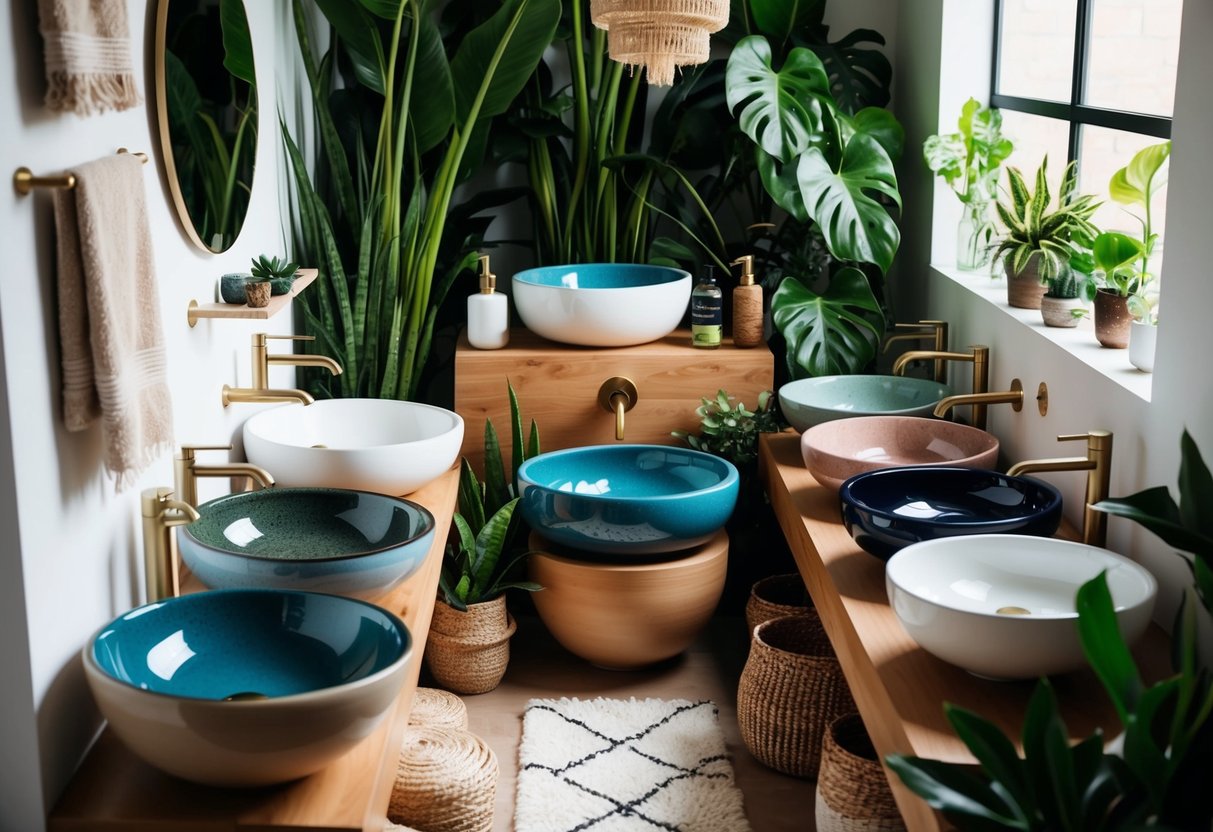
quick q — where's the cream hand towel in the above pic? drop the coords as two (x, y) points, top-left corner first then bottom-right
(38, 0), (142, 115)
(53, 154), (173, 490)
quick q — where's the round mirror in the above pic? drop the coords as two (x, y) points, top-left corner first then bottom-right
(155, 0), (257, 253)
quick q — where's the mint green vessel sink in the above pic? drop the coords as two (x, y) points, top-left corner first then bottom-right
(779, 375), (952, 432)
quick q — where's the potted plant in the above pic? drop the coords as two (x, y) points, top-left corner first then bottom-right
(924, 97), (1013, 271)
(1128, 289), (1159, 372)
(425, 383), (541, 694)
(1039, 268), (1089, 328)
(993, 157), (1100, 310)
(886, 572), (1213, 830)
(250, 254), (300, 294)
(1089, 141), (1170, 351)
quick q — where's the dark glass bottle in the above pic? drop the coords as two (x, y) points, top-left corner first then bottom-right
(691, 265), (723, 349)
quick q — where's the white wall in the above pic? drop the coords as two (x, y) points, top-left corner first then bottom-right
(0, 1), (305, 827)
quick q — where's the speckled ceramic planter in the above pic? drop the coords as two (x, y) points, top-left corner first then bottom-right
(1094, 288), (1132, 348)
(1040, 295), (1083, 327)
(245, 280), (272, 308)
(1005, 254), (1048, 309)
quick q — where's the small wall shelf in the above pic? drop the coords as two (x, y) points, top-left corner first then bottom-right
(187, 268), (319, 327)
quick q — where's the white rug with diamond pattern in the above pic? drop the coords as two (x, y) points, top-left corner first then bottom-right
(515, 697), (753, 832)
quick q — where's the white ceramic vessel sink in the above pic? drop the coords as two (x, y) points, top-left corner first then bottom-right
(511, 263), (691, 347)
(885, 534), (1157, 679)
(243, 399), (463, 496)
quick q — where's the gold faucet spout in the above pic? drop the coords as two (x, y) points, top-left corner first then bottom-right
(141, 487), (200, 602)
(267, 354), (343, 375)
(1006, 430), (1113, 547)
(892, 349), (974, 376)
(174, 444), (276, 507)
(933, 379), (1024, 419)
(222, 385), (315, 407)
(611, 392), (627, 441)
(192, 463), (276, 489)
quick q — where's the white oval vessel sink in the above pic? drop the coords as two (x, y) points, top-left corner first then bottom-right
(885, 534), (1156, 680)
(243, 399), (463, 496)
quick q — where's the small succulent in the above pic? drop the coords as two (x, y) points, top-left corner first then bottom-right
(673, 389), (782, 470)
(250, 254), (299, 281)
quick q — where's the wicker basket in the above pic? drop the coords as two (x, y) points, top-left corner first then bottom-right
(424, 595), (517, 695)
(816, 713), (905, 832)
(737, 613), (855, 778)
(409, 688), (469, 731)
(746, 573), (814, 635)
(388, 726), (498, 832)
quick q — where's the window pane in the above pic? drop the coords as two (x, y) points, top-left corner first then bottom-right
(1085, 0), (1182, 116)
(996, 0), (1078, 102)
(1078, 126), (1169, 276)
(998, 110), (1071, 198)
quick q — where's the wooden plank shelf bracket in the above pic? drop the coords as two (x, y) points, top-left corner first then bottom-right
(187, 268), (319, 328)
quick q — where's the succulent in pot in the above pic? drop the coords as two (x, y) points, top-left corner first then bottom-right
(1039, 268), (1089, 328)
(250, 254), (300, 296)
(993, 157), (1100, 310)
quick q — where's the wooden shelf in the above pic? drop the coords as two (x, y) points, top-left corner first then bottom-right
(187, 268), (319, 327)
(759, 432), (1171, 832)
(49, 465), (460, 832)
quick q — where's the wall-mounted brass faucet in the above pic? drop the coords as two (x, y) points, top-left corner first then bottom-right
(222, 333), (343, 407)
(893, 344), (990, 424)
(174, 444), (275, 508)
(882, 320), (949, 383)
(933, 378), (1025, 431)
(598, 377), (638, 441)
(1007, 430), (1113, 548)
(141, 487), (200, 603)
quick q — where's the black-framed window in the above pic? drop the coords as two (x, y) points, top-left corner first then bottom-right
(990, 0), (1181, 237)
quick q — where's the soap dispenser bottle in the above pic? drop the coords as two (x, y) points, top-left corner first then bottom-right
(467, 254), (509, 350)
(691, 264), (723, 349)
(730, 254), (763, 348)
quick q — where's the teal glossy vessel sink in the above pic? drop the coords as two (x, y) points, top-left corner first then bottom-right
(779, 375), (952, 432)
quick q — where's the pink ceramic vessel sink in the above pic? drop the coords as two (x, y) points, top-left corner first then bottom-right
(800, 415), (999, 492)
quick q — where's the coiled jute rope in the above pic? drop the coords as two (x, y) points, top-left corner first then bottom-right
(388, 726), (498, 832)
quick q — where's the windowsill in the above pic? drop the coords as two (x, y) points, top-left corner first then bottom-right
(929, 263), (1153, 403)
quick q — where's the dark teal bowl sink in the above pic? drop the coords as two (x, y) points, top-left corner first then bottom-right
(839, 466), (1064, 561)
(517, 445), (739, 555)
(178, 487), (435, 598)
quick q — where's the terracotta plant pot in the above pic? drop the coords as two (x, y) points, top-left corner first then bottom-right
(1129, 320), (1157, 372)
(1094, 289), (1132, 348)
(1005, 254), (1048, 310)
(424, 595), (516, 695)
(528, 530), (727, 669)
(1040, 295), (1083, 328)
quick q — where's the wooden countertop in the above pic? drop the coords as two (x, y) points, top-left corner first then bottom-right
(49, 465), (460, 832)
(759, 432), (1171, 832)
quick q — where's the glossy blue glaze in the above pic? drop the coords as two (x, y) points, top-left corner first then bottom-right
(513, 263), (689, 289)
(91, 589), (410, 699)
(179, 487), (435, 597)
(840, 466), (1063, 561)
(517, 445), (739, 555)
(779, 375), (952, 432)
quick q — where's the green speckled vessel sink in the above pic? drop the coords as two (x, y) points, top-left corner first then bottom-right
(779, 375), (952, 432)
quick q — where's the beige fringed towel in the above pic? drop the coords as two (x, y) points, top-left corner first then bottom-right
(38, 0), (142, 115)
(53, 154), (173, 490)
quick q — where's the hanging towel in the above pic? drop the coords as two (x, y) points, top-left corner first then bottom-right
(37, 0), (142, 116)
(53, 154), (173, 490)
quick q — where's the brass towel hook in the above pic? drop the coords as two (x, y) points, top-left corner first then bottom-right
(14, 148), (149, 195)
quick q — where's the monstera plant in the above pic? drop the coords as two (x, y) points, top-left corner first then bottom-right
(725, 34), (903, 378)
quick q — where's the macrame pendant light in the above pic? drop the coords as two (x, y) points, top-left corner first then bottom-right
(590, 0), (729, 87)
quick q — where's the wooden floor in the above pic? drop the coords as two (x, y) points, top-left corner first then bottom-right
(450, 612), (817, 832)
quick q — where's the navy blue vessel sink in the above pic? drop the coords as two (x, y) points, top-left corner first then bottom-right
(839, 466), (1063, 561)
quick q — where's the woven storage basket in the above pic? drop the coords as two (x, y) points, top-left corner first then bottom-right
(409, 688), (469, 731)
(737, 613), (856, 778)
(389, 726), (498, 832)
(816, 713), (905, 832)
(746, 573), (814, 635)
(425, 595), (516, 695)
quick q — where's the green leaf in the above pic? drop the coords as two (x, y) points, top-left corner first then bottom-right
(313, 0), (386, 94)
(885, 754), (1029, 829)
(484, 419), (509, 520)
(945, 705), (1034, 819)
(358, 0), (404, 19)
(471, 498), (519, 597)
(749, 0), (826, 42)
(452, 512), (476, 559)
(508, 380), (525, 486)
(796, 132), (901, 273)
(450, 0), (560, 125)
(1091, 232), (1144, 285)
(924, 133), (965, 187)
(1178, 429), (1213, 542)
(726, 37), (829, 162)
(438, 570), (467, 610)
(812, 28), (893, 115)
(771, 268), (883, 378)
(458, 458), (486, 533)
(1109, 141), (1170, 208)
(1093, 487), (1212, 556)
(1076, 572), (1144, 723)
(757, 151), (809, 222)
(848, 107), (904, 164)
(410, 11), (456, 153)
(219, 0), (256, 85)
(1021, 680), (1078, 832)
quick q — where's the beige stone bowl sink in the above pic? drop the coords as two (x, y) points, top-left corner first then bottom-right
(800, 415), (999, 493)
